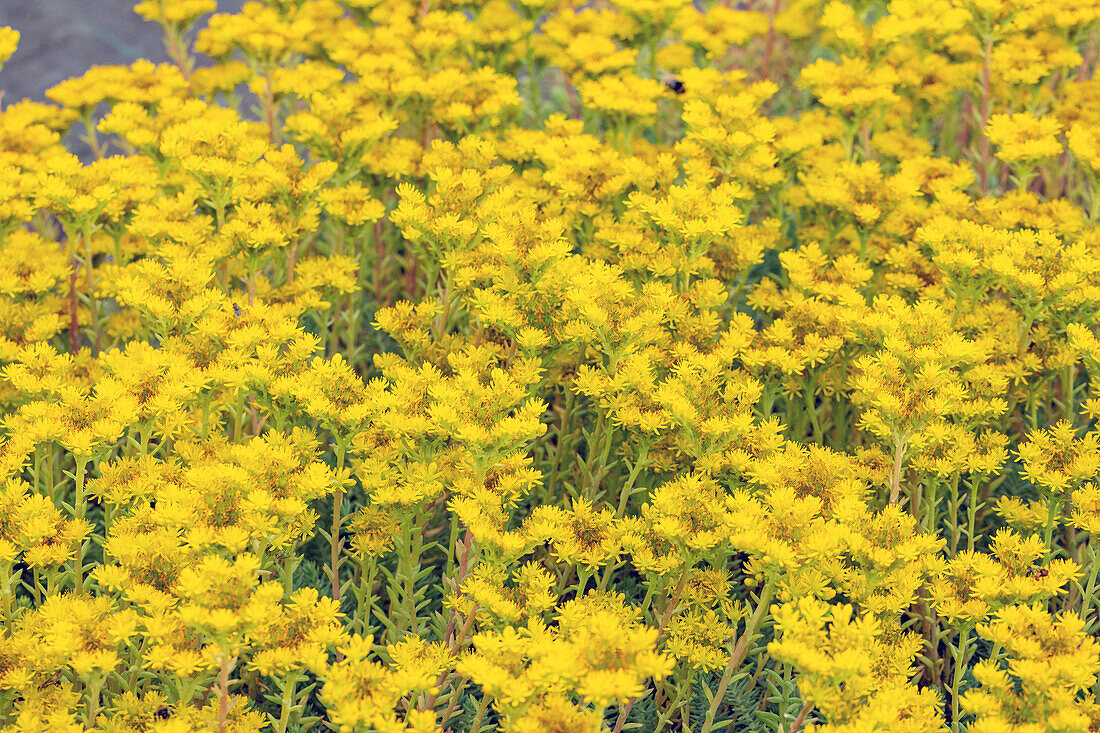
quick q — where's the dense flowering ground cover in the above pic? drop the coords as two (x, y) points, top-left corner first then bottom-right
(0, 0), (1099, 730)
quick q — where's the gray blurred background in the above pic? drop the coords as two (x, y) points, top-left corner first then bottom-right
(0, 0), (243, 103)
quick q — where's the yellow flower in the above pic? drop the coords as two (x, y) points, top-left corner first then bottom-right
(133, 0), (216, 26)
(578, 74), (666, 123)
(18, 595), (138, 678)
(769, 598), (933, 726)
(528, 498), (619, 570)
(250, 587), (345, 676)
(928, 530), (1079, 625)
(0, 27), (19, 69)
(964, 603), (1100, 732)
(986, 113), (1064, 165)
(675, 6), (769, 58)
(799, 56), (900, 115)
(1068, 123), (1100, 173)
(1017, 421), (1100, 495)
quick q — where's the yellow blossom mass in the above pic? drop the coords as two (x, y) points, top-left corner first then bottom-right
(0, 0), (1097, 730)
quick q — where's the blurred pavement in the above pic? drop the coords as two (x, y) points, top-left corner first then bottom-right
(0, 0), (242, 103)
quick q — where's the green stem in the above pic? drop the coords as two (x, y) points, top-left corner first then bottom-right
(967, 476), (980, 554)
(729, 268), (750, 312)
(280, 554), (300, 600)
(392, 507), (429, 643)
(976, 32), (993, 195)
(830, 389), (850, 451)
(82, 112), (104, 159)
(923, 476), (939, 536)
(524, 38), (541, 125)
(700, 577), (777, 733)
(1044, 494), (1063, 558)
(889, 433), (908, 505)
(84, 229), (100, 354)
(331, 438), (348, 606)
(353, 556), (378, 636)
(33, 446), (42, 498)
(583, 409), (616, 501)
(1081, 542), (1100, 631)
(434, 268), (453, 338)
(803, 372), (822, 444)
(72, 454), (91, 595)
(950, 625), (974, 733)
(545, 388), (575, 500)
(1063, 363), (1077, 425)
(175, 674), (201, 708)
(468, 691), (491, 733)
(614, 442), (650, 519)
(0, 562), (12, 631)
(84, 674), (103, 727)
(274, 670), (300, 733)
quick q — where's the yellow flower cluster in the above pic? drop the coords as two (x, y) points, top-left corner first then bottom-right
(0, 0), (1099, 731)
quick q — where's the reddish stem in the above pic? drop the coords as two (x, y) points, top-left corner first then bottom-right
(977, 34), (994, 195)
(759, 0), (783, 82)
